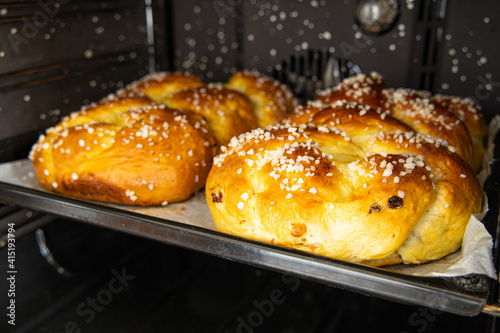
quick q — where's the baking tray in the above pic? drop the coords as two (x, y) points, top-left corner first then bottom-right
(0, 155), (499, 317)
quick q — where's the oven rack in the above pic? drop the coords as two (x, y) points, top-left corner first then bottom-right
(0, 156), (499, 317)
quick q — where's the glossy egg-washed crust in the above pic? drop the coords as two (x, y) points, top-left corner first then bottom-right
(225, 70), (299, 128)
(313, 72), (487, 173)
(124, 71), (206, 103)
(210, 72), (486, 265)
(206, 119), (482, 266)
(315, 71), (387, 109)
(30, 71), (294, 206)
(162, 84), (259, 147)
(30, 96), (217, 206)
(128, 70), (297, 146)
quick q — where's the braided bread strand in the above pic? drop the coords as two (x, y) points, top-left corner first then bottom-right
(314, 72), (487, 174)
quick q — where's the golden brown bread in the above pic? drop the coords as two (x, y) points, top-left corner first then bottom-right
(206, 113), (482, 265)
(284, 100), (415, 137)
(431, 94), (487, 140)
(124, 72), (206, 103)
(30, 95), (217, 206)
(431, 94), (487, 172)
(225, 70), (299, 127)
(162, 84), (259, 147)
(313, 72), (486, 173)
(30, 70), (298, 206)
(362, 131), (482, 265)
(315, 72), (387, 109)
(382, 88), (474, 170)
(126, 71), (294, 131)
(287, 102), (483, 264)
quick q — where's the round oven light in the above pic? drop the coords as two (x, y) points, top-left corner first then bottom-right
(355, 0), (400, 35)
(359, 2), (382, 25)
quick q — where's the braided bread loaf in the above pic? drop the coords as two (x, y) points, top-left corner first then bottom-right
(30, 95), (217, 206)
(30, 71), (294, 206)
(206, 97), (483, 266)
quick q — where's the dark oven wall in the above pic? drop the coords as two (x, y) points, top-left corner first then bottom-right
(0, 0), (168, 162)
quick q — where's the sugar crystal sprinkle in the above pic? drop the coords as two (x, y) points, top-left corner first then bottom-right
(125, 189), (138, 202)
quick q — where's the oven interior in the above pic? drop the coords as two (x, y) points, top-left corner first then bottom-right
(1, 0), (500, 332)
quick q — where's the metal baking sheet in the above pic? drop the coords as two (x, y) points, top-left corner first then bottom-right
(0, 159), (498, 317)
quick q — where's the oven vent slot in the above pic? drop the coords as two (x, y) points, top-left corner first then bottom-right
(411, 0), (448, 92)
(273, 49), (361, 103)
